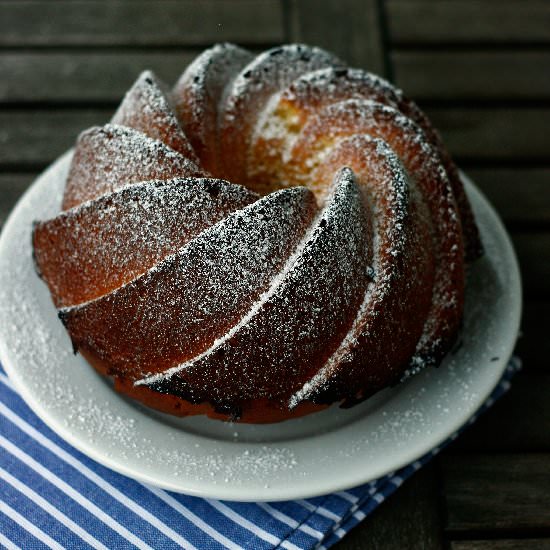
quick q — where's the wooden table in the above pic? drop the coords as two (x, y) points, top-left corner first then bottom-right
(1, 2), (548, 548)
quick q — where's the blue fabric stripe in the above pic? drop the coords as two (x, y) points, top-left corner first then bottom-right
(0, 479), (95, 550)
(224, 500), (298, 540)
(165, 494), (269, 550)
(258, 503), (322, 546)
(0, 388), (227, 549)
(0, 431), (234, 549)
(203, 500), (280, 550)
(270, 501), (313, 523)
(280, 529), (314, 550)
(0, 358), (521, 550)
(0, 451), (132, 549)
(135, 490), (230, 550)
(0, 421), (162, 548)
(0, 509), (51, 550)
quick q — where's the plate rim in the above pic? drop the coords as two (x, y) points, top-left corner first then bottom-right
(0, 152), (522, 501)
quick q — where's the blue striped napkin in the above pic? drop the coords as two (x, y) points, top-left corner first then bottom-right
(0, 358), (520, 550)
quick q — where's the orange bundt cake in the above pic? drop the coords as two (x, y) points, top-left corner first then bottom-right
(32, 43), (482, 423)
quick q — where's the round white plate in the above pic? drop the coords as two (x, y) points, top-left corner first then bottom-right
(0, 151), (521, 502)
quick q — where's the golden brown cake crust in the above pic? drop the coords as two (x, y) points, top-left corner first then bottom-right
(32, 43), (482, 423)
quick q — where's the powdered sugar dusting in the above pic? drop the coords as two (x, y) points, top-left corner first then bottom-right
(139, 168), (371, 405)
(173, 43), (253, 173)
(112, 70), (198, 162)
(289, 137), (415, 407)
(30, 42), (478, 420)
(63, 124), (203, 210)
(60, 187), (318, 379)
(286, 98), (464, 373)
(224, 44), (343, 123)
(0, 135), (517, 498)
(34, 177), (258, 307)
(218, 44), (344, 182)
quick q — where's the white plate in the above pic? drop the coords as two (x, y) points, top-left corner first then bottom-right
(0, 151), (521, 502)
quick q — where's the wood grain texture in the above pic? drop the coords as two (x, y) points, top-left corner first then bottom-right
(386, 1), (550, 45)
(0, 1), (284, 46)
(288, 0), (387, 75)
(512, 232), (550, 298)
(451, 540), (550, 550)
(443, 453), (550, 531)
(392, 51), (550, 100)
(334, 466), (443, 549)
(0, 52), (197, 103)
(516, 302), (550, 371)
(466, 168), (550, 225)
(0, 174), (36, 229)
(0, 109), (112, 167)
(0, 2), (547, 549)
(450, 375), (550, 452)
(424, 107), (550, 161)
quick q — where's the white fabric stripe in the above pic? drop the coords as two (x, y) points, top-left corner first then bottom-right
(258, 502), (299, 528)
(296, 499), (347, 543)
(143, 486), (237, 550)
(2, 376), (234, 550)
(206, 499), (304, 550)
(0, 436), (151, 550)
(258, 502), (323, 540)
(0, 500), (64, 550)
(390, 475), (404, 487)
(334, 500), (367, 531)
(323, 500), (368, 547)
(296, 500), (316, 512)
(317, 507), (340, 521)
(279, 539), (302, 549)
(296, 523), (325, 541)
(0, 398), (193, 548)
(0, 466), (108, 550)
(296, 499), (341, 522)
(335, 491), (358, 504)
(0, 530), (22, 550)
(0, 372), (12, 387)
(335, 528), (346, 538)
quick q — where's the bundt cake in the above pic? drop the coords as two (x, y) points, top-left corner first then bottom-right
(32, 43), (482, 423)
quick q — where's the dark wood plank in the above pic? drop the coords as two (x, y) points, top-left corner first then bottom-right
(443, 453), (550, 531)
(466, 168), (550, 225)
(0, 1), (283, 47)
(424, 107), (550, 161)
(386, 1), (550, 45)
(0, 52), (198, 103)
(512, 232), (550, 298)
(335, 465), (442, 549)
(451, 540), (550, 550)
(0, 174), (36, 230)
(392, 51), (550, 101)
(516, 302), (550, 372)
(451, 374), (550, 452)
(288, 0), (387, 75)
(0, 109), (112, 167)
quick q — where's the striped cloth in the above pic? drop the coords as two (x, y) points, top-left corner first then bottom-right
(0, 358), (520, 550)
